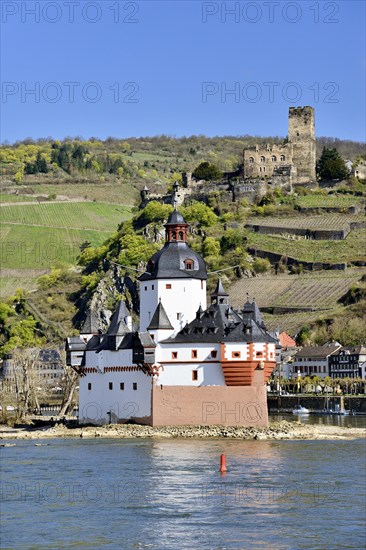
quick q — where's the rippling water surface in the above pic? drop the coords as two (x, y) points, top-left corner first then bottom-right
(1, 436), (365, 549)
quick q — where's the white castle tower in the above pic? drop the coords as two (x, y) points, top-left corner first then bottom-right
(139, 209), (207, 335)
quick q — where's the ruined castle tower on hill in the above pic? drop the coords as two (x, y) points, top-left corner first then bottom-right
(243, 106), (316, 185)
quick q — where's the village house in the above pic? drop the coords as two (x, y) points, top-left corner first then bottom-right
(328, 346), (366, 379)
(66, 209), (277, 427)
(0, 349), (64, 393)
(291, 343), (342, 379)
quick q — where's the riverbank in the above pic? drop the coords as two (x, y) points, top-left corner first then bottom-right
(0, 421), (365, 441)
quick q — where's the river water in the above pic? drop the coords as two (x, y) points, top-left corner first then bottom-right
(1, 434), (365, 549)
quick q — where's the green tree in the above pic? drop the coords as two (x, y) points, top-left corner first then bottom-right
(192, 161), (223, 181)
(181, 202), (217, 227)
(138, 201), (173, 225)
(316, 147), (348, 181)
(202, 237), (220, 257)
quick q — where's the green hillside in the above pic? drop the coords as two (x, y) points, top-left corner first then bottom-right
(0, 136), (365, 353)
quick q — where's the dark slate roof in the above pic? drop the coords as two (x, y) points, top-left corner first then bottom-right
(147, 301), (174, 330)
(242, 298), (265, 329)
(139, 241), (207, 281)
(107, 300), (130, 336)
(162, 302), (276, 344)
(211, 278), (229, 298)
(165, 210), (187, 225)
(66, 337), (86, 352)
(138, 331), (156, 348)
(80, 308), (100, 334)
(332, 345), (366, 356)
(39, 349), (62, 362)
(294, 343), (341, 359)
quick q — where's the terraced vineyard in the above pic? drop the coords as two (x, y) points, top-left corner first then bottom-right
(296, 194), (365, 209)
(0, 224), (113, 270)
(247, 229), (366, 263)
(0, 201), (134, 296)
(229, 271), (365, 310)
(1, 182), (140, 205)
(0, 202), (132, 230)
(246, 214), (365, 231)
(229, 270), (366, 334)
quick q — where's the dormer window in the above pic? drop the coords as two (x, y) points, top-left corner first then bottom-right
(184, 259), (194, 270)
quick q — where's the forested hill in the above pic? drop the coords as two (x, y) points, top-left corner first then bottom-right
(1, 135), (364, 192)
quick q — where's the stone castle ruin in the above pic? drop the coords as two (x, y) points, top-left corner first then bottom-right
(140, 107), (317, 209)
(243, 106), (316, 186)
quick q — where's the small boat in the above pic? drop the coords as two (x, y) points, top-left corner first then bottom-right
(292, 405), (310, 415)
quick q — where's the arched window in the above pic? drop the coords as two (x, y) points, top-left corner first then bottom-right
(280, 155), (285, 161)
(249, 157), (254, 163)
(271, 155), (277, 162)
(184, 259), (194, 270)
(178, 231), (184, 240)
(260, 156), (265, 163)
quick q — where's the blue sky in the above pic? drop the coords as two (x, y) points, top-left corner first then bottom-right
(1, 0), (365, 142)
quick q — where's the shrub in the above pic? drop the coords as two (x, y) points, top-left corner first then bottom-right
(252, 258), (271, 273)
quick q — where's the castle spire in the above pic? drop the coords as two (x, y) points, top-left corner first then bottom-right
(164, 209), (188, 243)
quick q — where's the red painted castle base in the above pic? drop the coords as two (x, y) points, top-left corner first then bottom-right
(150, 369), (269, 427)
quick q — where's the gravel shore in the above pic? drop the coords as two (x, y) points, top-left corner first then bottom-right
(0, 421), (365, 441)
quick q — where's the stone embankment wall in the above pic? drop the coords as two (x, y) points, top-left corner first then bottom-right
(246, 224), (349, 240)
(247, 247), (347, 271)
(268, 395), (366, 413)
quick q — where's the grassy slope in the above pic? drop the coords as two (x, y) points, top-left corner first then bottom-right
(0, 202), (133, 296)
(0, 202), (132, 230)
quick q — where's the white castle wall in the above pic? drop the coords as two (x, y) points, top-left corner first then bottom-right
(79, 370), (152, 425)
(139, 278), (207, 333)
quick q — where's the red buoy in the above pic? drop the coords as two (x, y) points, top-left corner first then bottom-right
(219, 454), (227, 473)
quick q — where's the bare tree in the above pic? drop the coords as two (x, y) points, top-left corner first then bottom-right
(59, 349), (78, 416)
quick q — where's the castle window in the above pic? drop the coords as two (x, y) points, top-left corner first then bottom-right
(259, 167), (262, 172)
(232, 351), (241, 358)
(184, 259), (193, 270)
(192, 350), (198, 359)
(152, 285), (154, 290)
(120, 383), (124, 390)
(192, 370), (198, 381)
(263, 167), (265, 172)
(144, 286), (147, 291)
(280, 155), (285, 161)
(260, 156), (265, 163)
(211, 350), (217, 358)
(271, 155), (277, 162)
(109, 382), (113, 390)
(166, 284), (172, 289)
(133, 383), (137, 390)
(249, 157), (254, 163)
(172, 352), (178, 359)
(88, 383), (92, 390)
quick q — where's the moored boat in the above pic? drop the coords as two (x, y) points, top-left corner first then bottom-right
(292, 405), (310, 415)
